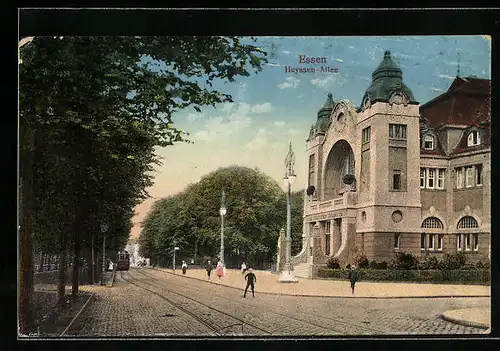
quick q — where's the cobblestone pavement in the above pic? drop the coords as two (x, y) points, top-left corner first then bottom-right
(66, 268), (489, 337)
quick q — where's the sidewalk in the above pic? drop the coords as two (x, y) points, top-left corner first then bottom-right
(158, 268), (490, 299)
(441, 308), (491, 330)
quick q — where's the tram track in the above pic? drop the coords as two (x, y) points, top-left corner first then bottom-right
(131, 268), (388, 335)
(119, 270), (273, 336)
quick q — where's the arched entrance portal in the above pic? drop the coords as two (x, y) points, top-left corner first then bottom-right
(324, 140), (355, 200)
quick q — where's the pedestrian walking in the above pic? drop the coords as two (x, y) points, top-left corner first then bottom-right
(205, 260), (213, 281)
(243, 268), (257, 298)
(241, 261), (247, 275)
(348, 264), (359, 294)
(216, 261), (224, 282)
(181, 260), (188, 275)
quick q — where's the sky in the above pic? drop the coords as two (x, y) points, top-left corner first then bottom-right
(130, 35), (491, 240)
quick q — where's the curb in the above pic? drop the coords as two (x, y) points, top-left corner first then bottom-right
(440, 312), (490, 330)
(152, 268), (490, 299)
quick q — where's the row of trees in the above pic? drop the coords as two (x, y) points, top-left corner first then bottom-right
(138, 166), (304, 269)
(18, 36), (268, 334)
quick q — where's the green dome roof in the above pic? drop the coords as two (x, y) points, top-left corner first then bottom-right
(362, 50), (417, 107)
(315, 93), (335, 134)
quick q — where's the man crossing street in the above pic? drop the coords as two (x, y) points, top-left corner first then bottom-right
(243, 268), (257, 298)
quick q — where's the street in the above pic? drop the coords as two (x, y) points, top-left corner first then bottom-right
(63, 268), (489, 336)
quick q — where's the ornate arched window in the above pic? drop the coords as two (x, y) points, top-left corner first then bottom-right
(457, 216), (478, 229)
(422, 217), (443, 229)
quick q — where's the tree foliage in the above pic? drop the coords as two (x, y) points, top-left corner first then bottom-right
(139, 166), (305, 268)
(18, 36), (267, 331)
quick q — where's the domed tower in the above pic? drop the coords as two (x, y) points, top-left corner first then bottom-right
(355, 50), (422, 262)
(306, 93), (336, 196)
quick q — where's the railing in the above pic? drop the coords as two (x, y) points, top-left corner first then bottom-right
(333, 198), (343, 206)
(319, 200), (332, 208)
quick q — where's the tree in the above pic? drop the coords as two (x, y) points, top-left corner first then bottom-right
(140, 166), (288, 268)
(18, 36), (267, 331)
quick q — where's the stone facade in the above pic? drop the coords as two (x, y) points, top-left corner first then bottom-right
(293, 51), (491, 277)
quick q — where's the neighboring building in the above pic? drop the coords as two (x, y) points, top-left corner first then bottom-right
(291, 51), (491, 278)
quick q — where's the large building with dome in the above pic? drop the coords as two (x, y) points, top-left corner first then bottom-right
(291, 50), (491, 278)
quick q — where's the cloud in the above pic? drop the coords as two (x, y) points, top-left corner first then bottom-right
(265, 62), (284, 67)
(431, 87), (444, 92)
(278, 76), (300, 89)
(246, 128), (270, 151)
(282, 50), (290, 54)
(285, 128), (300, 136)
(251, 102), (275, 114)
(274, 121), (286, 127)
(192, 103), (253, 142)
(335, 58), (344, 63)
(310, 74), (343, 89)
(186, 112), (204, 122)
(438, 73), (455, 80)
(348, 45), (355, 50)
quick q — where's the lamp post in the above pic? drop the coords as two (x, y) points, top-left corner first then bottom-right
(100, 223), (108, 285)
(219, 190), (227, 266)
(279, 142), (298, 283)
(172, 243), (180, 272)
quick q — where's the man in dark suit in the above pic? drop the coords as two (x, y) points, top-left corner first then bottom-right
(243, 268), (257, 298)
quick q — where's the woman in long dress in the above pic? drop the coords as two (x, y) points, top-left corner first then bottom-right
(216, 261), (224, 282)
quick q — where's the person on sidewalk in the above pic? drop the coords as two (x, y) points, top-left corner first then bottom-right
(243, 268), (257, 298)
(205, 260), (213, 281)
(241, 261), (247, 275)
(181, 260), (188, 275)
(216, 260), (224, 283)
(348, 264), (359, 294)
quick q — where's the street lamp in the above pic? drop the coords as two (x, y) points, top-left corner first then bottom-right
(279, 142), (298, 283)
(219, 190), (227, 266)
(100, 223), (109, 285)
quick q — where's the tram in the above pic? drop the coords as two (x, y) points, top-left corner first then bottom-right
(115, 250), (130, 271)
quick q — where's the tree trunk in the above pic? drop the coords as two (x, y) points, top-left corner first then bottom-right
(38, 252), (43, 273)
(57, 230), (69, 305)
(19, 120), (35, 335)
(71, 226), (80, 298)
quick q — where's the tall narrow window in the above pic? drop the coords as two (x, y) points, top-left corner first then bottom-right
(457, 234), (462, 251)
(476, 164), (483, 186)
(420, 233), (426, 250)
(437, 169), (445, 189)
(465, 233), (471, 251)
(465, 166), (474, 187)
(325, 221), (331, 234)
(393, 170), (401, 190)
(473, 234), (479, 251)
(308, 154), (315, 187)
(427, 169), (435, 189)
(362, 126), (371, 144)
(394, 233), (400, 250)
(429, 234), (435, 251)
(424, 135), (434, 150)
(389, 124), (407, 140)
(420, 168), (426, 188)
(437, 235), (443, 251)
(325, 234), (331, 255)
(456, 168), (464, 189)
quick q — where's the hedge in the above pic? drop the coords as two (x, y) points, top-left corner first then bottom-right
(317, 268), (490, 285)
